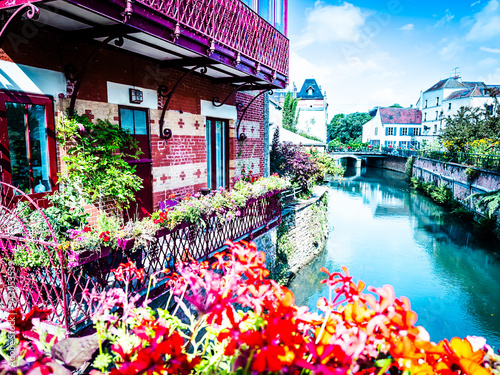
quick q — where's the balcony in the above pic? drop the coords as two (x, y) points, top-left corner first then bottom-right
(0, 0), (289, 88)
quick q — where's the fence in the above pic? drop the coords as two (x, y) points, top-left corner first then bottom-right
(0, 187), (282, 335)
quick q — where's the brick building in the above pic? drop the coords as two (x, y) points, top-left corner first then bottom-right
(0, 0), (289, 219)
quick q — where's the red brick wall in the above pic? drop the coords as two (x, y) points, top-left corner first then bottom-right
(1, 27), (267, 217)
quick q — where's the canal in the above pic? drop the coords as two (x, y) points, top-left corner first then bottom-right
(289, 167), (500, 350)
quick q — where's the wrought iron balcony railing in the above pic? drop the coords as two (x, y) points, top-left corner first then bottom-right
(0, 185), (282, 334)
(137, 0), (289, 76)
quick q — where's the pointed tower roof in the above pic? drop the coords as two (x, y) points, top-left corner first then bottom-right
(296, 78), (324, 99)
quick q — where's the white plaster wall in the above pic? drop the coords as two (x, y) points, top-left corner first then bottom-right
(200, 99), (237, 121)
(107, 81), (158, 109)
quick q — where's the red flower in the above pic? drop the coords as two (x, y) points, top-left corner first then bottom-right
(83, 226), (92, 233)
(9, 306), (52, 339)
(99, 231), (111, 243)
(112, 261), (145, 283)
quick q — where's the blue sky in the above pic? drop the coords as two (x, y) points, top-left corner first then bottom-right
(287, 0), (500, 115)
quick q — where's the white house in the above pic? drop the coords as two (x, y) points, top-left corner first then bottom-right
(417, 77), (497, 140)
(362, 107), (422, 149)
(295, 79), (328, 142)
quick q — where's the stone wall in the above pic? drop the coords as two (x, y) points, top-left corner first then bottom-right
(411, 157), (500, 233)
(412, 157), (500, 204)
(253, 186), (329, 282)
(367, 156), (407, 173)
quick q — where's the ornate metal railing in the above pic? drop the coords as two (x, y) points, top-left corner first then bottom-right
(137, 0), (289, 76)
(0, 188), (282, 334)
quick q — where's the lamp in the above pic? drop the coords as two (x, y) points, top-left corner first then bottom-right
(129, 88), (143, 104)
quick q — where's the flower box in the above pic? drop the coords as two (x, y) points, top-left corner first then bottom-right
(67, 238), (136, 268)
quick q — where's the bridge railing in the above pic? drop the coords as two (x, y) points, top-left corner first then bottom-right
(330, 148), (500, 173)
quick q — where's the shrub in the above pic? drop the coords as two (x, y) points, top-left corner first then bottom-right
(270, 141), (320, 189)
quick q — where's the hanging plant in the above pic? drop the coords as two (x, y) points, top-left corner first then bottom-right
(57, 114), (143, 208)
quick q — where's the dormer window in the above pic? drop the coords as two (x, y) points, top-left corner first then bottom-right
(307, 87), (314, 95)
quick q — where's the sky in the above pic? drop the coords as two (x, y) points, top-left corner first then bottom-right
(287, 0), (500, 116)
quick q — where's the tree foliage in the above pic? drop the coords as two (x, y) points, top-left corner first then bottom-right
(440, 100), (500, 153)
(282, 92), (300, 132)
(327, 112), (372, 143)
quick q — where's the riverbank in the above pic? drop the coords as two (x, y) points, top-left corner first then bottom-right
(254, 185), (329, 284)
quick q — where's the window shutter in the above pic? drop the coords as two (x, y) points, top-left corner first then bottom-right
(385, 127), (389, 136)
(409, 128), (413, 136)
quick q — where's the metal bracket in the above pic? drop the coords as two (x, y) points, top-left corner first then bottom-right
(236, 89), (272, 141)
(211, 82), (254, 111)
(158, 65), (207, 139)
(68, 36), (124, 117)
(0, 3), (40, 50)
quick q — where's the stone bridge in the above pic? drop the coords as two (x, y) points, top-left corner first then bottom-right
(328, 151), (387, 168)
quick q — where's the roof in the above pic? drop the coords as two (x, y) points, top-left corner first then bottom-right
(379, 108), (422, 124)
(445, 86), (493, 100)
(424, 77), (467, 93)
(296, 78), (324, 100)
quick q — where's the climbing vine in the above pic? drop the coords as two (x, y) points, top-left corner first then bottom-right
(57, 114), (142, 208)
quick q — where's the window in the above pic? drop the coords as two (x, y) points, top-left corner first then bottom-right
(386, 127), (394, 136)
(435, 111), (438, 120)
(425, 100), (427, 108)
(0, 92), (56, 195)
(424, 112), (427, 121)
(448, 103), (452, 110)
(401, 127), (408, 136)
(307, 88), (313, 95)
(434, 124), (437, 132)
(119, 107), (150, 158)
(374, 127), (378, 135)
(206, 118), (229, 190)
(399, 141), (408, 148)
(384, 141), (396, 147)
(413, 128), (421, 136)
(436, 97), (439, 106)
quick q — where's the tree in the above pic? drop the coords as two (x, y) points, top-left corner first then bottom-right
(282, 92), (299, 132)
(389, 103), (403, 108)
(327, 112), (372, 143)
(440, 100), (500, 152)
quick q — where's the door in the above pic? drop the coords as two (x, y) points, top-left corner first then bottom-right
(0, 91), (57, 201)
(206, 118), (229, 190)
(119, 106), (153, 220)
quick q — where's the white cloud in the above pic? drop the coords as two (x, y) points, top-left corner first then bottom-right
(293, 1), (369, 51)
(471, 1), (481, 6)
(478, 57), (498, 66)
(434, 10), (455, 27)
(466, 0), (500, 41)
(399, 23), (414, 31)
(480, 46), (500, 53)
(440, 40), (465, 60)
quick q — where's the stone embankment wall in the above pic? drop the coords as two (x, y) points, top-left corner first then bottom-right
(412, 157), (500, 206)
(253, 186), (329, 282)
(411, 157), (500, 236)
(366, 156), (407, 173)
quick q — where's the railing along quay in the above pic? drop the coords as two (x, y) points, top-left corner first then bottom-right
(329, 148), (500, 173)
(0, 188), (282, 334)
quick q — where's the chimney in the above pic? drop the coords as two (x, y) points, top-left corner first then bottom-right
(293, 82), (297, 98)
